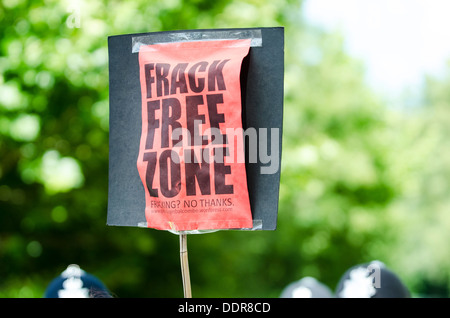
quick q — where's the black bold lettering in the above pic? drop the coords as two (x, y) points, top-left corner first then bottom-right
(156, 63), (170, 97)
(214, 147), (233, 194)
(161, 98), (182, 148)
(188, 61), (207, 93)
(159, 149), (181, 198)
(170, 63), (188, 95)
(143, 152), (158, 197)
(206, 94), (227, 144)
(145, 63), (155, 99)
(146, 100), (160, 149)
(185, 150), (211, 196)
(208, 59), (229, 91)
(186, 95), (207, 146)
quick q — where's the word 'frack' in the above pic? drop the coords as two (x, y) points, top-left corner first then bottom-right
(145, 60), (229, 98)
(143, 60), (233, 198)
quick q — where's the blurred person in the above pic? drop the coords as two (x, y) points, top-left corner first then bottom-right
(335, 260), (410, 298)
(280, 276), (334, 298)
(44, 264), (112, 298)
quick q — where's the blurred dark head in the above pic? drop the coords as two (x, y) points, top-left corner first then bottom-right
(280, 276), (334, 298)
(335, 260), (410, 298)
(44, 264), (111, 298)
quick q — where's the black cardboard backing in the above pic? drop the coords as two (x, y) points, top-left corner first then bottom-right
(107, 27), (284, 230)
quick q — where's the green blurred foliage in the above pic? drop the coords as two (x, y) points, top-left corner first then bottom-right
(1, 0), (449, 298)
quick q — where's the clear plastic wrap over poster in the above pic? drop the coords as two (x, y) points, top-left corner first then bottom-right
(136, 39), (254, 233)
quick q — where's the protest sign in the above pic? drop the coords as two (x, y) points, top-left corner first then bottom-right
(137, 39), (253, 231)
(107, 27), (284, 231)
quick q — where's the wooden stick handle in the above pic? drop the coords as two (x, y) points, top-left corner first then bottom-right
(179, 233), (192, 298)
